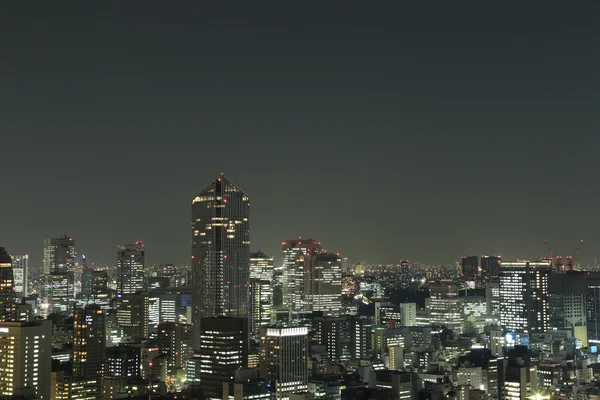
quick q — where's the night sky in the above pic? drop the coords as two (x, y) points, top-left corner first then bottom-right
(1, 2), (595, 268)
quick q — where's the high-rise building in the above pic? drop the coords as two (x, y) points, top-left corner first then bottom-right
(191, 174), (250, 350)
(73, 304), (106, 379)
(461, 256), (479, 285)
(428, 284), (463, 334)
(0, 320), (52, 400)
(481, 255), (501, 281)
(10, 254), (28, 297)
(157, 322), (193, 374)
(250, 279), (273, 339)
(250, 251), (274, 282)
(46, 273), (74, 314)
(198, 317), (249, 400)
(43, 236), (75, 315)
(116, 241), (145, 296)
(92, 270), (109, 299)
(548, 271), (588, 346)
(116, 293), (150, 340)
(0, 247), (15, 321)
(260, 326), (309, 400)
(304, 253), (342, 315)
(499, 261), (551, 334)
(281, 239), (322, 311)
(43, 235), (75, 274)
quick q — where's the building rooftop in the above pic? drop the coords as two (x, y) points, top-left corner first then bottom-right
(0, 247), (11, 264)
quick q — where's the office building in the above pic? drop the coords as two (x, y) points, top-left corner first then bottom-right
(73, 304), (105, 379)
(43, 235), (75, 275)
(250, 279), (273, 338)
(481, 255), (501, 281)
(105, 345), (142, 378)
(250, 251), (274, 281)
(116, 293), (150, 340)
(11, 254), (28, 297)
(282, 239), (322, 310)
(428, 284), (463, 334)
(46, 272), (74, 315)
(0, 247), (15, 321)
(116, 241), (145, 295)
(461, 256), (479, 284)
(157, 322), (193, 375)
(548, 271), (588, 346)
(399, 303), (417, 327)
(51, 371), (99, 400)
(0, 320), (52, 400)
(499, 261), (550, 334)
(198, 317), (248, 400)
(304, 253), (342, 315)
(191, 174), (250, 349)
(498, 346), (537, 400)
(260, 326), (309, 400)
(486, 280), (500, 316)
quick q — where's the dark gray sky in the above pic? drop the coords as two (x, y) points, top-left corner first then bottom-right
(1, 2), (596, 267)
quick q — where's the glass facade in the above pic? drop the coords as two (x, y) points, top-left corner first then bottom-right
(191, 175), (250, 349)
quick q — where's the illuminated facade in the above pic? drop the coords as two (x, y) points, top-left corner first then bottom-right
(116, 242), (145, 296)
(116, 293), (150, 340)
(10, 254), (28, 297)
(249, 251), (274, 282)
(0, 320), (52, 400)
(428, 284), (463, 334)
(281, 239), (322, 310)
(198, 317), (248, 400)
(43, 235), (75, 275)
(0, 248), (14, 321)
(499, 261), (550, 334)
(73, 304), (105, 380)
(46, 273), (74, 315)
(250, 279), (273, 339)
(260, 327), (309, 400)
(303, 253), (342, 315)
(191, 174), (250, 350)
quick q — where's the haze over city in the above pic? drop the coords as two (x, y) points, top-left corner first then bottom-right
(1, 2), (594, 267)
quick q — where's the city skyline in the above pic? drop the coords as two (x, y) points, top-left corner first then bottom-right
(1, 2), (594, 267)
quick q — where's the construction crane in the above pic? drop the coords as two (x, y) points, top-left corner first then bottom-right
(544, 240), (563, 272)
(566, 239), (585, 270)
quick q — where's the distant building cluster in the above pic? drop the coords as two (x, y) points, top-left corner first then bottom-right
(1, 174), (600, 400)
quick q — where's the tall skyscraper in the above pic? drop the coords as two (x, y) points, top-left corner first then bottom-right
(249, 251), (274, 281)
(43, 236), (75, 315)
(499, 261), (551, 334)
(0, 320), (52, 400)
(303, 253), (342, 315)
(191, 174), (250, 349)
(43, 235), (75, 274)
(0, 247), (15, 321)
(260, 326), (309, 400)
(73, 304), (105, 379)
(116, 241), (145, 295)
(281, 239), (322, 310)
(10, 254), (28, 297)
